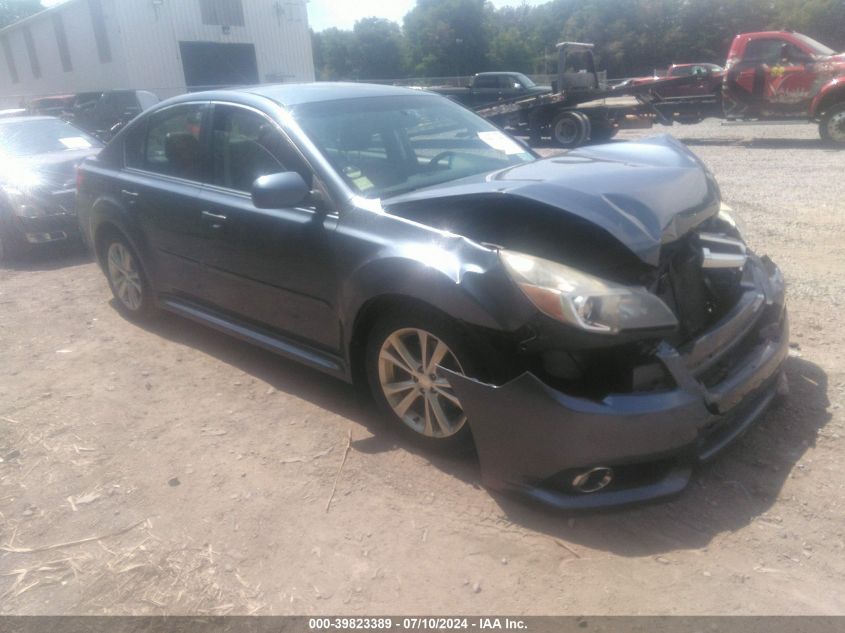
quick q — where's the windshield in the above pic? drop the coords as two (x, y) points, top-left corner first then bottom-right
(793, 33), (836, 56)
(292, 95), (535, 199)
(0, 118), (101, 156)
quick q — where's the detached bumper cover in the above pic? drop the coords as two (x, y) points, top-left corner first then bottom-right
(449, 255), (788, 510)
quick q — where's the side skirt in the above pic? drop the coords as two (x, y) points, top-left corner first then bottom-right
(159, 294), (350, 381)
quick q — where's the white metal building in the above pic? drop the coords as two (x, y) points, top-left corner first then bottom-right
(0, 0), (315, 107)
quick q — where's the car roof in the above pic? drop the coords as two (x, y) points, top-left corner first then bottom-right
(163, 81), (430, 107)
(234, 82), (426, 107)
(739, 31), (795, 39)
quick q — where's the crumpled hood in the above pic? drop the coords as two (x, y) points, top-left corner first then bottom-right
(385, 135), (720, 266)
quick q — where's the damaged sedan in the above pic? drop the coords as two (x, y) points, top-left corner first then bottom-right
(77, 84), (788, 510)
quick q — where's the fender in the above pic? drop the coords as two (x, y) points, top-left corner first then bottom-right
(335, 208), (536, 349)
(810, 77), (845, 118)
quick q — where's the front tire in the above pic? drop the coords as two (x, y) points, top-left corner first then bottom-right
(820, 103), (845, 147)
(102, 233), (157, 320)
(365, 310), (476, 450)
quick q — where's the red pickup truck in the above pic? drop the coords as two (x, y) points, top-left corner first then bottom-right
(723, 31), (845, 144)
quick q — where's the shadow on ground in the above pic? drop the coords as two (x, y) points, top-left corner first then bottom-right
(124, 307), (830, 557)
(127, 308), (483, 490)
(2, 240), (92, 272)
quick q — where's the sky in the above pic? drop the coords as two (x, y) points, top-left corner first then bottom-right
(41, 0), (551, 32)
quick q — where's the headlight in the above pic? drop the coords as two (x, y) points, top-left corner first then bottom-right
(500, 250), (678, 334)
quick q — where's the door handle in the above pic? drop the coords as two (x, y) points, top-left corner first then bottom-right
(121, 189), (139, 198)
(201, 210), (228, 229)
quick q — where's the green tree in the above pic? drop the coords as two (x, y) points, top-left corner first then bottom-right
(403, 0), (489, 77)
(311, 27), (357, 80)
(771, 0), (845, 51)
(0, 0), (43, 28)
(352, 18), (406, 79)
(311, 0), (842, 82)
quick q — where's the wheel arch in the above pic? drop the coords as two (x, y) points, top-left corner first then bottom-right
(342, 255), (532, 388)
(810, 79), (845, 119)
(89, 196), (151, 273)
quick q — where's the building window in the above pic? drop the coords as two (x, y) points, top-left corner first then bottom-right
(1, 37), (18, 84)
(22, 26), (41, 79)
(52, 13), (73, 72)
(200, 0), (245, 27)
(87, 0), (112, 63)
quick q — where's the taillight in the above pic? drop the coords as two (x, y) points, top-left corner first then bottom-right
(76, 166), (84, 190)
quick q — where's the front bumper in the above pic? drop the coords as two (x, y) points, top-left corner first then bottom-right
(448, 255), (788, 510)
(13, 213), (79, 244)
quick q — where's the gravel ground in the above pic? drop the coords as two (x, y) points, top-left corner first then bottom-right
(0, 118), (843, 615)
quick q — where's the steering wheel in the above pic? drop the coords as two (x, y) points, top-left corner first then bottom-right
(426, 151), (456, 171)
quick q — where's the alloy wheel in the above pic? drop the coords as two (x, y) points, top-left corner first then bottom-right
(107, 242), (143, 312)
(377, 328), (467, 438)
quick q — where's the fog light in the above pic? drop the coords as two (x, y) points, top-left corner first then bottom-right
(571, 467), (614, 493)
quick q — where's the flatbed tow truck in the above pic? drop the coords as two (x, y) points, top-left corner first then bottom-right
(475, 42), (722, 147)
(475, 33), (845, 148)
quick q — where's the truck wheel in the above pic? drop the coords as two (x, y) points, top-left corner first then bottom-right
(820, 103), (845, 146)
(551, 112), (589, 148)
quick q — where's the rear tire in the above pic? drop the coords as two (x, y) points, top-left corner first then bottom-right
(551, 111), (589, 148)
(101, 232), (158, 320)
(365, 308), (478, 451)
(819, 103), (845, 147)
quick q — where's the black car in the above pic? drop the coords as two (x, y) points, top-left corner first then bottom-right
(77, 84), (788, 510)
(69, 90), (160, 141)
(0, 116), (103, 261)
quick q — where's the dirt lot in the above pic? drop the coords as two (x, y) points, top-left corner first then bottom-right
(1, 119), (844, 615)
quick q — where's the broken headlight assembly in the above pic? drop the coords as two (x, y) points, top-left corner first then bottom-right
(500, 250), (678, 334)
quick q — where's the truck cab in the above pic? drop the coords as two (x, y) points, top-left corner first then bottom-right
(724, 31), (845, 118)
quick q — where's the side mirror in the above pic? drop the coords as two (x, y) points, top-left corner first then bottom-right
(251, 172), (310, 209)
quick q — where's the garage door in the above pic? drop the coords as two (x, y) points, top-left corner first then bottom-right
(179, 41), (260, 91)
